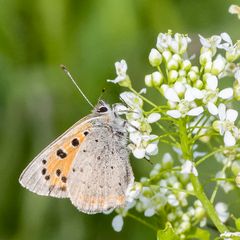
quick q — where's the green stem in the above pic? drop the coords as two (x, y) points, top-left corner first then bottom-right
(196, 148), (224, 166)
(179, 118), (229, 234)
(210, 164), (228, 204)
(190, 174), (228, 233)
(127, 212), (158, 231)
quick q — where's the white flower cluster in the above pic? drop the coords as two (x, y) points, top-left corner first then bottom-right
(107, 30), (240, 238)
(144, 31), (240, 147)
(108, 31), (240, 147)
(112, 153), (207, 237)
(114, 89), (160, 159)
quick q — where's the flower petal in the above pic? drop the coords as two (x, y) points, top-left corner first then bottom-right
(144, 208), (155, 217)
(146, 143), (158, 155)
(206, 75), (218, 90)
(113, 104), (129, 115)
(184, 88), (195, 102)
(224, 131), (236, 146)
(207, 102), (218, 115)
(221, 32), (232, 44)
(218, 88), (233, 99)
(147, 113), (161, 123)
(218, 103), (226, 121)
(120, 92), (143, 108)
(164, 88), (180, 102)
(226, 109), (238, 122)
(129, 132), (142, 145)
(167, 110), (181, 118)
(199, 35), (211, 48)
(191, 88), (204, 99)
(132, 148), (146, 159)
(187, 107), (204, 116)
(112, 215), (124, 232)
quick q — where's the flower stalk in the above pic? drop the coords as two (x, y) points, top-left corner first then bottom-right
(179, 118), (229, 233)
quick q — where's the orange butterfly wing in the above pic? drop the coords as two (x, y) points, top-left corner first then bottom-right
(19, 120), (92, 198)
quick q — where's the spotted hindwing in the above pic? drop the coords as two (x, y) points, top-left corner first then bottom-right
(68, 124), (134, 214)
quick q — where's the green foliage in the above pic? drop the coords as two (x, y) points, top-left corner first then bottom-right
(157, 222), (179, 240)
(0, 1), (239, 240)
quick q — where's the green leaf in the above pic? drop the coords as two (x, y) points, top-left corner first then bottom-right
(187, 227), (210, 240)
(235, 218), (240, 230)
(157, 222), (179, 240)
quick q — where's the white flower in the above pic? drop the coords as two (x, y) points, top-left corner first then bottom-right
(165, 85), (204, 119)
(108, 60), (131, 87)
(156, 31), (191, 54)
(181, 160), (198, 176)
(229, 4), (240, 19)
(129, 133), (159, 159)
(202, 74), (233, 115)
(112, 215), (124, 232)
(215, 202), (229, 223)
(213, 103), (238, 146)
(199, 34), (222, 54)
(156, 32), (172, 52)
(120, 92), (143, 109)
(147, 113), (161, 123)
(172, 33), (191, 54)
(126, 182), (142, 203)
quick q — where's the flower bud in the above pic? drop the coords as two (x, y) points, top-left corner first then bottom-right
(195, 207), (205, 220)
(191, 66), (199, 73)
(167, 59), (179, 70)
(145, 74), (153, 87)
(181, 59), (191, 71)
(152, 71), (163, 86)
(162, 50), (172, 62)
(145, 72), (163, 87)
(172, 53), (182, 63)
(211, 55), (226, 75)
(168, 70), (178, 83)
(149, 48), (162, 67)
(194, 80), (203, 89)
(162, 153), (174, 169)
(160, 84), (168, 95)
(231, 161), (240, 176)
(188, 70), (197, 82)
(178, 69), (186, 77)
(204, 60), (212, 73)
(199, 50), (212, 65)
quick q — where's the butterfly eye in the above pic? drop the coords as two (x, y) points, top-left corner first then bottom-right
(97, 106), (108, 113)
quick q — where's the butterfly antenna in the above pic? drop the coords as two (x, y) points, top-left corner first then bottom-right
(60, 64), (94, 108)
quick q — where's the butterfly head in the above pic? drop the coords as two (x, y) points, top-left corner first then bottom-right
(94, 100), (111, 115)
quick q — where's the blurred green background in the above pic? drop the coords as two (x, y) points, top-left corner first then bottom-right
(0, 0), (240, 239)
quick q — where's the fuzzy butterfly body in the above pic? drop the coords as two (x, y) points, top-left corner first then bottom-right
(19, 101), (134, 214)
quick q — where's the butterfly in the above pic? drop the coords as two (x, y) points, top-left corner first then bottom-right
(19, 100), (134, 214)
